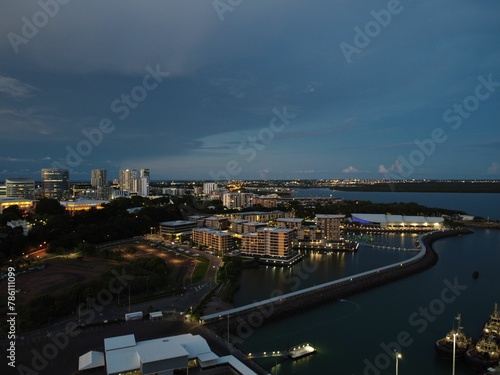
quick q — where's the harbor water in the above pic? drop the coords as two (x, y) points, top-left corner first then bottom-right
(234, 191), (500, 374)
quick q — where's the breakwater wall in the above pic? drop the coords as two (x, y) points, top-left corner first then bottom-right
(202, 228), (472, 336)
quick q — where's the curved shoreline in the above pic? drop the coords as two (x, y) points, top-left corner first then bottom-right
(203, 228), (472, 335)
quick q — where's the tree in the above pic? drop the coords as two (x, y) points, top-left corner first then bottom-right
(35, 198), (65, 216)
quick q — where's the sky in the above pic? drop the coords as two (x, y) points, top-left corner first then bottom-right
(0, 0), (499, 182)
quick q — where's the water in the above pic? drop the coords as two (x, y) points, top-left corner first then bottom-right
(234, 233), (419, 307)
(233, 190), (500, 374)
(292, 188), (500, 221)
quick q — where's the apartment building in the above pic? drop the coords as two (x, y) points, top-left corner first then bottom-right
(241, 227), (294, 258)
(192, 228), (233, 253)
(316, 214), (345, 241)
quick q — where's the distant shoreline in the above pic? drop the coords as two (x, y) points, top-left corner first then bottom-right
(330, 181), (500, 193)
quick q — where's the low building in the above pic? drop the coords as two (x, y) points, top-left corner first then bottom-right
(78, 333), (257, 375)
(159, 220), (197, 237)
(0, 197), (36, 214)
(243, 222), (268, 233)
(277, 217), (304, 231)
(350, 213), (444, 230)
(60, 199), (108, 214)
(229, 219), (248, 233)
(227, 210), (294, 223)
(7, 219), (29, 235)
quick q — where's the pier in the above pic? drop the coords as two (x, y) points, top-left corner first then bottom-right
(357, 242), (419, 252)
(247, 343), (316, 360)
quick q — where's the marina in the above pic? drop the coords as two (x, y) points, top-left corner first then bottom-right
(236, 227), (500, 374)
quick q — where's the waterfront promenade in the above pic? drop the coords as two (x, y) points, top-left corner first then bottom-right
(202, 228), (472, 336)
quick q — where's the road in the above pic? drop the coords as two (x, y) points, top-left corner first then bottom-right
(8, 236), (223, 345)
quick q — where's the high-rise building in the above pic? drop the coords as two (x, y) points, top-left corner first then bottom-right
(222, 192), (253, 209)
(135, 177), (150, 197)
(119, 169), (136, 191)
(316, 214), (344, 241)
(91, 169), (108, 188)
(6, 178), (35, 199)
(119, 168), (149, 196)
(41, 168), (70, 200)
(203, 182), (218, 195)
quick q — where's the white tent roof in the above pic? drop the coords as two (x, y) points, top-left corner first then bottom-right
(104, 334), (136, 351)
(351, 213), (444, 225)
(78, 350), (105, 371)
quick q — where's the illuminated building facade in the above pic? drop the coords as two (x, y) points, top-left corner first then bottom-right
(192, 228), (233, 253)
(41, 168), (70, 200)
(91, 169), (108, 188)
(316, 214), (344, 241)
(6, 178), (35, 199)
(241, 227), (294, 258)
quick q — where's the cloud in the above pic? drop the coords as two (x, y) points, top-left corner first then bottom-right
(0, 76), (38, 99)
(342, 166), (359, 174)
(378, 165), (389, 174)
(487, 162), (499, 174)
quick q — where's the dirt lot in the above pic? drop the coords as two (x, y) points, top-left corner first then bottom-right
(0, 239), (195, 307)
(0, 257), (117, 306)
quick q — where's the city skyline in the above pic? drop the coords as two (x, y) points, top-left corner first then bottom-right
(1, 1), (499, 181)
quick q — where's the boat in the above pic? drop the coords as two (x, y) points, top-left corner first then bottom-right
(465, 337), (500, 371)
(435, 313), (473, 358)
(286, 343), (316, 359)
(483, 303), (500, 343)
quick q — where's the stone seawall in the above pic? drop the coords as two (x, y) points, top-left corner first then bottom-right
(205, 228), (472, 336)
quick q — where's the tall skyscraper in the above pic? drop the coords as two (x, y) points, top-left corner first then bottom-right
(91, 169), (108, 188)
(119, 168), (149, 196)
(5, 178), (35, 199)
(138, 169), (150, 197)
(41, 168), (70, 200)
(119, 169), (135, 191)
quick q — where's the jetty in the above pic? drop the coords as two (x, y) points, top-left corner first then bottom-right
(247, 343), (316, 360)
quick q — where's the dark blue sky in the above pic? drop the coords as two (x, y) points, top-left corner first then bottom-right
(1, 0), (499, 181)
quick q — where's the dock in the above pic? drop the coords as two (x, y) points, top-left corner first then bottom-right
(247, 343), (316, 360)
(288, 343), (317, 359)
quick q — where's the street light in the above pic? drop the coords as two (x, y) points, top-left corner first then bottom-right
(452, 332), (457, 375)
(394, 350), (402, 375)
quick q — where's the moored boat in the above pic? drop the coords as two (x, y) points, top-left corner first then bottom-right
(483, 303), (500, 343)
(435, 313), (473, 358)
(465, 337), (500, 371)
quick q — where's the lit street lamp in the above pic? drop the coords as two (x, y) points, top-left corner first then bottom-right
(452, 332), (457, 375)
(394, 350), (402, 375)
